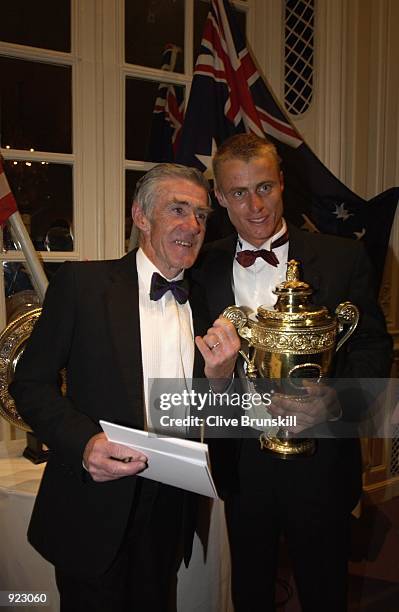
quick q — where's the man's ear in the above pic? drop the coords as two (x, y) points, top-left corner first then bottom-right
(279, 170), (284, 193)
(132, 202), (150, 233)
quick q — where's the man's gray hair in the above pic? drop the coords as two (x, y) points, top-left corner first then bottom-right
(134, 163), (210, 217)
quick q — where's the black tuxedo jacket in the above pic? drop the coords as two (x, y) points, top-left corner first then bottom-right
(193, 224), (392, 505)
(10, 250), (209, 576)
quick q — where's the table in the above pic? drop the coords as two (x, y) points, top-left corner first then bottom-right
(0, 440), (232, 612)
(0, 441), (58, 612)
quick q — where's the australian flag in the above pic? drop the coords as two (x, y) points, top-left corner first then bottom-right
(176, 0), (399, 286)
(147, 44), (185, 162)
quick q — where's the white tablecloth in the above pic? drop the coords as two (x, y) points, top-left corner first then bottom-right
(0, 440), (232, 612)
(0, 441), (58, 612)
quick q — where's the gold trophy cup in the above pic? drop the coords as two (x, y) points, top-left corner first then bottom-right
(223, 260), (359, 458)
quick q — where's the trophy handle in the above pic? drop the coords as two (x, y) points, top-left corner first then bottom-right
(238, 348), (258, 379)
(222, 305), (248, 331)
(335, 302), (360, 353)
(222, 306), (258, 378)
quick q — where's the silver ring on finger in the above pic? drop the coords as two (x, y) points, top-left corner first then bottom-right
(211, 341), (221, 350)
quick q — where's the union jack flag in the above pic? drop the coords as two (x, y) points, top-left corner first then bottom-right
(147, 44), (185, 162)
(176, 0), (399, 285)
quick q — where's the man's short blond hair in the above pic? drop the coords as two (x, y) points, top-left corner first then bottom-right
(212, 133), (281, 187)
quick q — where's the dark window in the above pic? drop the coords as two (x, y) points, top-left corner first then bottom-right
(3, 160), (73, 252)
(125, 0), (185, 72)
(0, 0), (71, 52)
(125, 78), (185, 162)
(0, 57), (72, 153)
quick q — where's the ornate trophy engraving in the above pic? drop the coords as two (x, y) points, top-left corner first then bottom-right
(223, 260), (359, 458)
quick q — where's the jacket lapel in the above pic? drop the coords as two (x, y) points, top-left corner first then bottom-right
(287, 223), (325, 304)
(189, 287), (210, 379)
(105, 250), (145, 429)
(205, 234), (237, 320)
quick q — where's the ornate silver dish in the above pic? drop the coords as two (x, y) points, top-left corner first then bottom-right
(0, 308), (42, 431)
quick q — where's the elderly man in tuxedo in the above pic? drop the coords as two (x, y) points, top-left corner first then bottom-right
(10, 163), (239, 612)
(195, 134), (392, 611)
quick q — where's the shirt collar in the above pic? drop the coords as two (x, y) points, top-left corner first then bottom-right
(236, 218), (287, 253)
(136, 248), (184, 295)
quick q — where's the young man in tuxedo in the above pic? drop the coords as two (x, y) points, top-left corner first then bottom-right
(10, 163), (239, 612)
(196, 134), (392, 611)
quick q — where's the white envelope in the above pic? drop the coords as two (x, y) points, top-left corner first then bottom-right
(100, 420), (218, 499)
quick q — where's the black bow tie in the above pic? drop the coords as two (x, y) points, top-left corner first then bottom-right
(236, 231), (289, 268)
(149, 272), (189, 304)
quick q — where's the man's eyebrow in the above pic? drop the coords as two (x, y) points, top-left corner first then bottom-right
(169, 199), (212, 213)
(169, 198), (190, 206)
(169, 199), (195, 207)
(227, 180), (275, 192)
(225, 185), (247, 195)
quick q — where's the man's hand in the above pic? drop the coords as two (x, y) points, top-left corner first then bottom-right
(83, 433), (148, 482)
(268, 382), (341, 433)
(195, 317), (240, 391)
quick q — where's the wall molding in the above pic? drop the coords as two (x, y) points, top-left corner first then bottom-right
(314, 0), (346, 176)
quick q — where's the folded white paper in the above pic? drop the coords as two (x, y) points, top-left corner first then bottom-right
(100, 420), (218, 498)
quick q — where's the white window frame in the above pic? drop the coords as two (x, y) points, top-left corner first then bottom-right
(0, 0), (103, 321)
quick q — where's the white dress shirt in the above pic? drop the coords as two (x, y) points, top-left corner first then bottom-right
(232, 220), (289, 432)
(233, 219), (289, 313)
(137, 248), (194, 430)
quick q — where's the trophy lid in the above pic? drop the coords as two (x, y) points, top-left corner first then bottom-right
(257, 260), (332, 328)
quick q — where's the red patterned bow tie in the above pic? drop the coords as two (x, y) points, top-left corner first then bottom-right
(235, 231), (289, 268)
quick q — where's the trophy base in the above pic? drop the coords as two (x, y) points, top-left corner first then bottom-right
(23, 431), (49, 464)
(259, 432), (316, 459)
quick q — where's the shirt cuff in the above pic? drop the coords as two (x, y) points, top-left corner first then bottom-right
(209, 374), (235, 396)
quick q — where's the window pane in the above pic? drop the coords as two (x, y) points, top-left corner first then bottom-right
(0, 0), (71, 52)
(194, 1), (246, 66)
(126, 78), (185, 162)
(3, 160), (73, 252)
(125, 170), (146, 252)
(125, 0), (184, 72)
(0, 57), (72, 153)
(284, 0), (314, 115)
(3, 262), (62, 321)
